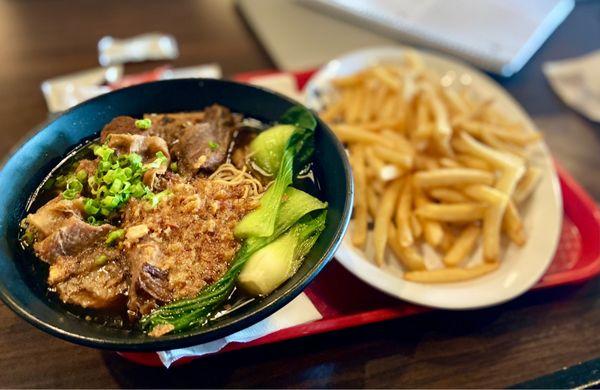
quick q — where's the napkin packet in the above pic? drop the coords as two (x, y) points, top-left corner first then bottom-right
(543, 50), (600, 122)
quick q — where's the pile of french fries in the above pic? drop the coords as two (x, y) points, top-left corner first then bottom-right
(320, 51), (543, 283)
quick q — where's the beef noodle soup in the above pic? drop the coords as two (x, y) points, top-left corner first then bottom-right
(20, 104), (327, 337)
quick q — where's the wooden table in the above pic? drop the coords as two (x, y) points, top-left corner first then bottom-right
(1, 0), (599, 387)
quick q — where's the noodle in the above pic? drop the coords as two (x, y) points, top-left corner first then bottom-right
(209, 163), (265, 198)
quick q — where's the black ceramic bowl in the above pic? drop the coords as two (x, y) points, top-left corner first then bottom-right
(0, 79), (352, 351)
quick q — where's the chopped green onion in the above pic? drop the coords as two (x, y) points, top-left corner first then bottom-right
(101, 195), (119, 209)
(130, 182), (147, 198)
(105, 229), (125, 245)
(62, 178), (83, 200)
(84, 198), (100, 215)
(146, 151), (168, 170)
(110, 178), (123, 193)
(208, 141), (219, 150)
(76, 170), (87, 182)
(144, 189), (171, 208)
(94, 254), (108, 267)
(170, 162), (178, 172)
(93, 144), (114, 161)
(135, 118), (152, 130)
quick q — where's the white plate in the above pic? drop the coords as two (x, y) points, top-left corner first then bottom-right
(304, 46), (563, 309)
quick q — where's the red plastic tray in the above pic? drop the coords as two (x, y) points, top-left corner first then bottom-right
(119, 70), (600, 367)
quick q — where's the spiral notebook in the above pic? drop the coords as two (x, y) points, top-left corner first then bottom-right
(298, 0), (574, 76)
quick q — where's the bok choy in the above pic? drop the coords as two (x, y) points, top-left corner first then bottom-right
(234, 107), (317, 238)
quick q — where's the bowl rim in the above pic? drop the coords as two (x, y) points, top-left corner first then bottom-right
(0, 78), (354, 351)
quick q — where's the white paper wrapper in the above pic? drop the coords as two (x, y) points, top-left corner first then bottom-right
(98, 33), (179, 66)
(160, 63), (222, 80)
(41, 66), (123, 113)
(543, 50), (600, 122)
(157, 293), (322, 368)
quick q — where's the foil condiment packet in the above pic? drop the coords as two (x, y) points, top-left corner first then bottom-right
(543, 50), (600, 122)
(98, 33), (179, 66)
(41, 66), (123, 113)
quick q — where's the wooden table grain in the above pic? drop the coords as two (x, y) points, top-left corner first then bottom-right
(0, 0), (599, 388)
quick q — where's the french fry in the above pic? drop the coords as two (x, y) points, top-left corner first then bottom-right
(410, 214), (423, 239)
(414, 188), (444, 247)
(380, 130), (415, 154)
(395, 177), (414, 247)
(429, 188), (470, 203)
(415, 203), (486, 222)
(379, 94), (401, 121)
(333, 125), (386, 144)
(374, 180), (402, 266)
(404, 262), (499, 283)
(514, 167), (542, 203)
(426, 88), (452, 155)
(438, 157), (461, 168)
(372, 66), (401, 90)
(359, 85), (375, 123)
(441, 88), (469, 117)
(366, 186), (379, 219)
(373, 145), (413, 169)
(463, 185), (509, 262)
(454, 132), (523, 170)
(439, 226), (455, 253)
(347, 86), (364, 124)
(413, 168), (495, 188)
(454, 154), (491, 171)
(480, 131), (527, 159)
(460, 120), (542, 146)
(350, 146), (368, 247)
(414, 155), (440, 171)
(388, 224), (426, 270)
(503, 200), (526, 246)
(443, 225), (481, 266)
(495, 164), (525, 196)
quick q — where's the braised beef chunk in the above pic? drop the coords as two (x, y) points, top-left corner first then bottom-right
(26, 197), (84, 240)
(171, 105), (240, 174)
(126, 240), (172, 317)
(48, 244), (121, 285)
(33, 217), (113, 264)
(143, 111), (208, 146)
(139, 264), (172, 302)
(100, 116), (140, 141)
(54, 259), (128, 309)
